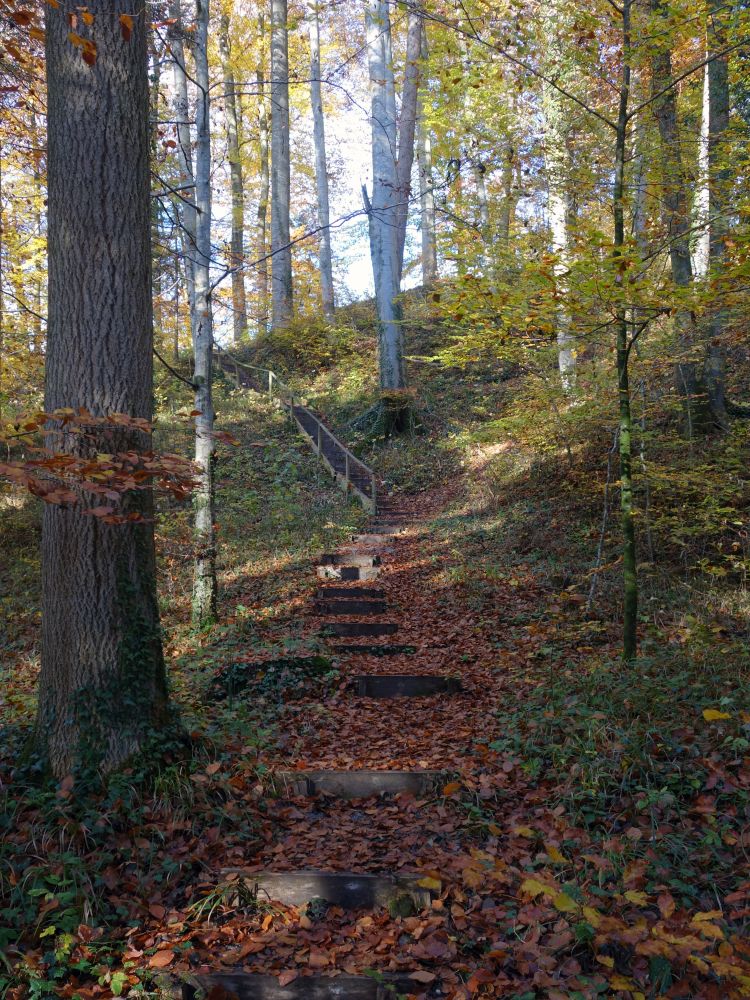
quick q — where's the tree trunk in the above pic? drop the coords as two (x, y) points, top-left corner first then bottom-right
(308, 0), (335, 320)
(541, 26), (576, 390)
(167, 0), (197, 326)
(394, 9), (422, 280)
(219, 10), (249, 343)
(614, 0), (637, 661)
(38, 0), (169, 777)
(256, 35), (270, 338)
(365, 0), (406, 429)
(650, 0), (709, 435)
(191, 0), (217, 627)
(270, 0), (293, 328)
(416, 25), (437, 286)
(704, 0), (730, 428)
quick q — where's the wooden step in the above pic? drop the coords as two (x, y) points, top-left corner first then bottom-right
(319, 553), (381, 568)
(352, 534), (399, 545)
(222, 870), (432, 911)
(331, 643), (416, 656)
(183, 972), (420, 1000)
(365, 524), (406, 534)
(352, 674), (462, 698)
(314, 599), (387, 616)
(269, 769), (444, 798)
(316, 565), (381, 582)
(324, 622), (398, 638)
(316, 586), (385, 600)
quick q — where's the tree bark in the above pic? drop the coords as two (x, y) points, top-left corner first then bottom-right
(270, 0), (293, 328)
(219, 10), (249, 343)
(541, 9), (576, 390)
(704, 0), (730, 428)
(650, 0), (709, 435)
(256, 13), (270, 338)
(38, 0), (169, 777)
(394, 8), (422, 280)
(613, 0), (638, 661)
(191, 0), (217, 626)
(308, 0), (335, 320)
(167, 0), (197, 327)
(416, 25), (437, 286)
(365, 0), (406, 424)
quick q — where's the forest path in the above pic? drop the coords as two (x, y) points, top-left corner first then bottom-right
(185, 487), (524, 999)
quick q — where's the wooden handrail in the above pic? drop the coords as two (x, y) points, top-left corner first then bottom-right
(213, 343), (378, 512)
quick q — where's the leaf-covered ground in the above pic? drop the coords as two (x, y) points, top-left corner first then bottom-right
(3, 354), (750, 999)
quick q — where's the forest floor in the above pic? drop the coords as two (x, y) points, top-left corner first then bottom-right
(2, 324), (750, 998)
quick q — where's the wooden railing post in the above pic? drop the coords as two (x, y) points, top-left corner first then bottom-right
(268, 370), (273, 396)
(345, 451), (350, 491)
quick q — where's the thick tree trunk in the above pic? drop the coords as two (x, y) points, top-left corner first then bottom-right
(219, 10), (249, 343)
(191, 0), (217, 626)
(394, 9), (422, 280)
(38, 0), (169, 777)
(270, 0), (293, 328)
(416, 24), (437, 286)
(308, 0), (335, 320)
(365, 0), (406, 420)
(650, 0), (709, 435)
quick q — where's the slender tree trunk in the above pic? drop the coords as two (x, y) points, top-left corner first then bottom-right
(219, 11), (249, 343)
(693, 62), (711, 279)
(394, 8), (422, 280)
(497, 140), (516, 247)
(38, 0), (169, 776)
(416, 24), (437, 286)
(542, 62), (576, 389)
(270, 0), (293, 328)
(308, 0), (335, 320)
(704, 0), (730, 428)
(191, 0), (217, 626)
(365, 0), (407, 430)
(168, 0), (197, 325)
(256, 64), (270, 337)
(614, 0), (637, 661)
(650, 0), (709, 435)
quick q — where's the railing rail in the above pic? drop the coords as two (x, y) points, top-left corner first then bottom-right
(213, 344), (377, 513)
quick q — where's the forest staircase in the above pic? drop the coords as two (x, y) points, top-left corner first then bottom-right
(183, 436), (463, 997)
(214, 346), (378, 513)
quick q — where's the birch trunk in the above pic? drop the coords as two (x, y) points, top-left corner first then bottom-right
(256, 50), (270, 337)
(614, 0), (638, 660)
(308, 0), (335, 320)
(219, 10), (249, 342)
(394, 9), (422, 280)
(542, 76), (575, 389)
(416, 24), (437, 285)
(365, 0), (406, 423)
(38, 0), (169, 776)
(693, 63), (711, 279)
(168, 0), (197, 325)
(704, 0), (730, 427)
(650, 0), (709, 435)
(191, 0), (217, 625)
(270, 0), (293, 328)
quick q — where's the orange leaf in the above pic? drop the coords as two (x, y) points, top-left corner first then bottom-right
(81, 10), (94, 25)
(277, 971), (298, 987)
(120, 13), (133, 41)
(442, 781), (461, 796)
(148, 950), (175, 969)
